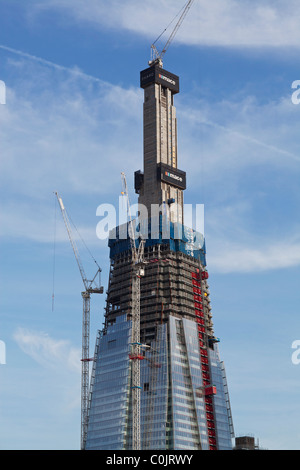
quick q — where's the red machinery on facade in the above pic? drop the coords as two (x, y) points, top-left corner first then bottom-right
(192, 270), (217, 450)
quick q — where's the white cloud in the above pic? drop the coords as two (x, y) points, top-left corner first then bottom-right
(0, 54), (141, 198)
(0, 197), (100, 245)
(179, 94), (300, 183)
(1, 46), (299, 274)
(0, 54), (143, 245)
(208, 236), (300, 273)
(31, 0), (300, 48)
(0, 44), (107, 86)
(9, 328), (82, 443)
(13, 327), (81, 373)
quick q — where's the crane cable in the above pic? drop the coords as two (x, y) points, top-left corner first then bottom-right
(52, 194), (101, 311)
(66, 209), (101, 271)
(152, 0), (189, 47)
(52, 194), (57, 312)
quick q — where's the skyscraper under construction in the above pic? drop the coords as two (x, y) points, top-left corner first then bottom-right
(84, 59), (234, 451)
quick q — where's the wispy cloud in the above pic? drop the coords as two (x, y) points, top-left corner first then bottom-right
(0, 48), (142, 247)
(0, 44), (107, 86)
(208, 237), (300, 273)
(193, 115), (300, 164)
(1, 44), (299, 274)
(30, 0), (300, 48)
(11, 327), (82, 432)
(180, 95), (300, 178)
(0, 51), (141, 197)
(13, 327), (81, 373)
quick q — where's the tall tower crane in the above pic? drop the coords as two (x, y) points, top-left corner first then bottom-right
(121, 173), (145, 450)
(54, 192), (103, 450)
(149, 0), (195, 67)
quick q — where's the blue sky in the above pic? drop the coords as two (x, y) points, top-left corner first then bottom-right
(0, 0), (300, 450)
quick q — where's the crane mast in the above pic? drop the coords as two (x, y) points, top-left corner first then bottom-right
(121, 173), (145, 450)
(54, 192), (103, 450)
(149, 0), (195, 67)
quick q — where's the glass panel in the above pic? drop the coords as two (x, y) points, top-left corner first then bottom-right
(85, 315), (132, 450)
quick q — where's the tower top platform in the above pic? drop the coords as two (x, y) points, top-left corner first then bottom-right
(140, 64), (179, 94)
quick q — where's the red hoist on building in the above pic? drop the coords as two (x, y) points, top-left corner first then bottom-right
(123, 0), (196, 450)
(192, 268), (219, 450)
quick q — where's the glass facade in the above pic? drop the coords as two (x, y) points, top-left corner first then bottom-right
(140, 324), (168, 450)
(85, 315), (132, 450)
(168, 316), (233, 450)
(85, 314), (233, 450)
(208, 345), (234, 450)
(169, 316), (209, 450)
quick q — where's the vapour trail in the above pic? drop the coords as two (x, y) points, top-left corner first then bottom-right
(0, 44), (109, 87)
(198, 117), (300, 163)
(1, 44), (299, 163)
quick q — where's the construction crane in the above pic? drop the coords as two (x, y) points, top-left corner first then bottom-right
(149, 0), (195, 67)
(54, 192), (103, 450)
(120, 173), (145, 450)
